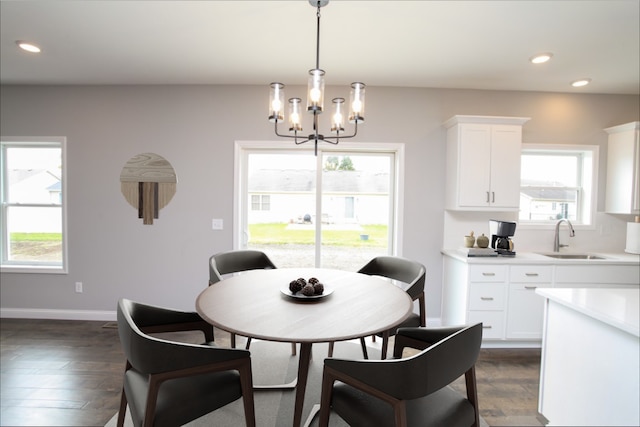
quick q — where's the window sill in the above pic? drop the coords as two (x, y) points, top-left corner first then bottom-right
(1, 265), (67, 274)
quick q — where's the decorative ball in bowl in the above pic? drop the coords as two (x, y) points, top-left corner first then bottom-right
(282, 277), (332, 300)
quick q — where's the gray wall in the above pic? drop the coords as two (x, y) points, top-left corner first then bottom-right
(1, 84), (638, 320)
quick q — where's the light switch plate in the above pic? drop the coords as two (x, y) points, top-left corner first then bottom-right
(212, 219), (223, 230)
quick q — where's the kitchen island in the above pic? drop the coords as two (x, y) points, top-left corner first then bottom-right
(536, 287), (639, 426)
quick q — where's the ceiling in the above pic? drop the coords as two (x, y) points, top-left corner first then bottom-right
(1, 1), (639, 95)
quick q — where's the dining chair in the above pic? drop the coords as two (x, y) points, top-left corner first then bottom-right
(329, 255), (426, 359)
(116, 298), (256, 427)
(209, 249), (296, 355)
(318, 323), (483, 427)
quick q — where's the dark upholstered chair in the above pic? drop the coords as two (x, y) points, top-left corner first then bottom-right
(209, 250), (277, 286)
(318, 323), (483, 427)
(329, 255), (426, 359)
(209, 249), (297, 354)
(116, 298), (256, 427)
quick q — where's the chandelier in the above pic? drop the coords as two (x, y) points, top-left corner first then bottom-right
(268, 0), (365, 155)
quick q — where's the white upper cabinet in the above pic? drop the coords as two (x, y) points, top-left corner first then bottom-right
(444, 115), (530, 211)
(605, 121), (640, 214)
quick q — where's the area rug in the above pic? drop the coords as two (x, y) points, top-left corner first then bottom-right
(105, 340), (489, 427)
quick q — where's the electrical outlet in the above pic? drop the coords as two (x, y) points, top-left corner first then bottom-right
(75, 282), (83, 293)
(212, 219), (223, 230)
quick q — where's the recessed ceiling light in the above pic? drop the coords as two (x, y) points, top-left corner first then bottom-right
(530, 53), (553, 64)
(16, 41), (41, 53)
(571, 78), (592, 88)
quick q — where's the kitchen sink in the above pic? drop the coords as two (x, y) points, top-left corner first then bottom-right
(538, 253), (607, 260)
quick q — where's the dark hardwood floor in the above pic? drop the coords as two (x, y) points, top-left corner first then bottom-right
(0, 319), (544, 426)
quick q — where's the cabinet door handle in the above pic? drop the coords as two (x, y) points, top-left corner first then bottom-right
(482, 325), (493, 329)
(486, 191), (490, 203)
(480, 297), (494, 301)
(525, 286), (537, 290)
(492, 191), (495, 203)
(525, 273), (539, 277)
(482, 272), (496, 276)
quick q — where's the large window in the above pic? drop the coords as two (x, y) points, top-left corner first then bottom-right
(1, 137), (67, 272)
(235, 141), (403, 270)
(519, 144), (598, 227)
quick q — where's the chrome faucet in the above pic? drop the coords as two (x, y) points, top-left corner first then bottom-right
(553, 218), (575, 252)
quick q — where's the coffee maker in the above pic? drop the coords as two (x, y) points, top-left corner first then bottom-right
(489, 219), (517, 256)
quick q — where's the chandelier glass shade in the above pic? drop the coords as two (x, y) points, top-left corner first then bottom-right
(268, 0), (365, 155)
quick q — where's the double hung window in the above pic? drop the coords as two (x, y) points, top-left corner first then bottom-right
(519, 144), (597, 227)
(1, 137), (67, 272)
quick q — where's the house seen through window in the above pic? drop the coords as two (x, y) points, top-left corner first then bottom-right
(519, 144), (597, 226)
(1, 138), (67, 272)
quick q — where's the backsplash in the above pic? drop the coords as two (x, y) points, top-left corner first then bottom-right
(442, 211), (632, 254)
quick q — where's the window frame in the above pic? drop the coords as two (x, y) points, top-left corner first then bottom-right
(1, 136), (68, 274)
(234, 140), (405, 267)
(518, 143), (598, 230)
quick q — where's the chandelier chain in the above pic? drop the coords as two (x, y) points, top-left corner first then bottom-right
(267, 0), (365, 156)
(315, 3), (321, 70)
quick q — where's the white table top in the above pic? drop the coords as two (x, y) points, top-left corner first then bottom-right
(536, 287), (640, 337)
(196, 267), (414, 343)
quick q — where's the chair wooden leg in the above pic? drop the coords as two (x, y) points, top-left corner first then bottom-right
(418, 293), (426, 327)
(359, 337), (369, 359)
(239, 360), (256, 427)
(380, 331), (390, 360)
(318, 369), (336, 427)
(117, 387), (127, 427)
(245, 337), (252, 350)
(231, 333), (237, 348)
(142, 377), (161, 427)
(393, 400), (409, 427)
(465, 366), (480, 427)
(328, 341), (334, 357)
(291, 342), (297, 355)
(117, 361), (131, 427)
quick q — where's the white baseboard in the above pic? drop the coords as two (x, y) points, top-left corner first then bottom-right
(0, 307), (116, 321)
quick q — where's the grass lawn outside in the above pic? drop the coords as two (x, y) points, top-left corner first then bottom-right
(248, 223), (387, 247)
(11, 232), (61, 242)
(7, 225), (386, 264)
(8, 233), (62, 262)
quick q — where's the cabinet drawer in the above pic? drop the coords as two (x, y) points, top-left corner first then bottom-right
(469, 265), (507, 282)
(509, 282), (548, 292)
(555, 265), (640, 285)
(509, 265), (553, 283)
(469, 284), (506, 310)
(468, 311), (505, 339)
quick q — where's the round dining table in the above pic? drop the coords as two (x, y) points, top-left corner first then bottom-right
(196, 267), (413, 427)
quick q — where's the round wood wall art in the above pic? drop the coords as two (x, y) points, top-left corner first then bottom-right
(120, 153), (177, 225)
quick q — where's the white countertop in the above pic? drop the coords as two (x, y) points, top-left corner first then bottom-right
(442, 248), (640, 265)
(536, 287), (640, 337)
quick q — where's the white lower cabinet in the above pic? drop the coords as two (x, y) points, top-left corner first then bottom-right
(506, 265), (552, 340)
(441, 254), (639, 346)
(467, 266), (508, 339)
(441, 258), (510, 342)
